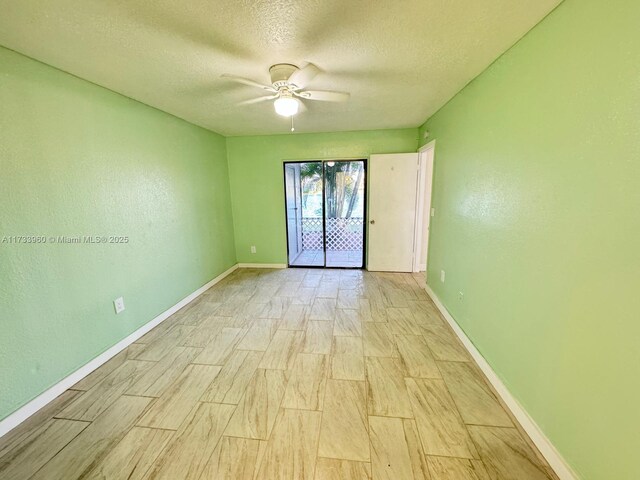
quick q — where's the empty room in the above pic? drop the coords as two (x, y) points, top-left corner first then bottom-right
(0, 0), (637, 479)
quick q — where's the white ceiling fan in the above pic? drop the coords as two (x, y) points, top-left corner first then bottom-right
(221, 63), (350, 117)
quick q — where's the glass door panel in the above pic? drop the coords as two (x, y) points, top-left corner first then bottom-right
(324, 160), (365, 268)
(284, 162), (324, 267)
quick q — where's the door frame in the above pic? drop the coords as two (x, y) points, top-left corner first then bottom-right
(284, 164), (303, 264)
(413, 140), (436, 274)
(282, 159), (367, 269)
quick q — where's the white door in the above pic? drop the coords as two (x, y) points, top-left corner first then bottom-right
(285, 165), (302, 263)
(414, 143), (435, 272)
(367, 153), (419, 272)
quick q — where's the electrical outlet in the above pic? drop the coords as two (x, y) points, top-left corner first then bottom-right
(430, 207), (435, 217)
(114, 297), (125, 314)
(458, 291), (464, 301)
(440, 270), (446, 283)
(250, 246), (256, 254)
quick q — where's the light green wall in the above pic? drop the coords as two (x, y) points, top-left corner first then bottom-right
(419, 0), (640, 478)
(0, 47), (237, 420)
(226, 129), (418, 264)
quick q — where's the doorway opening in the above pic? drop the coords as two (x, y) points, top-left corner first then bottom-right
(283, 160), (366, 269)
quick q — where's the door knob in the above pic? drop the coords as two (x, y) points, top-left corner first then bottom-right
(370, 220), (375, 225)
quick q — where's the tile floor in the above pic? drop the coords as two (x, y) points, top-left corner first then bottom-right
(290, 249), (363, 268)
(0, 268), (558, 480)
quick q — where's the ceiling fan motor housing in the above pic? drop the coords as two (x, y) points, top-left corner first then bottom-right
(269, 63), (298, 89)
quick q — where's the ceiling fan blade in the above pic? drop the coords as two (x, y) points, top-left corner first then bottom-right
(287, 63), (320, 89)
(221, 74), (275, 91)
(295, 90), (350, 102)
(238, 95), (279, 105)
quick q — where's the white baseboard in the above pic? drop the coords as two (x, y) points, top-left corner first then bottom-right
(237, 263), (287, 269)
(424, 284), (578, 480)
(0, 263), (239, 439)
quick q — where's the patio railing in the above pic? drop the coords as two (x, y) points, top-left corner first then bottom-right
(301, 217), (364, 251)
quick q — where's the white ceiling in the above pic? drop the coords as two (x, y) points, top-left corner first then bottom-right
(0, 0), (560, 136)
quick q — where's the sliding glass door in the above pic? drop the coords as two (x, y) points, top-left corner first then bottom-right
(324, 161), (365, 267)
(284, 159), (366, 268)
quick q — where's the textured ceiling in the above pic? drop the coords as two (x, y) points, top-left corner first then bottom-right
(0, 0), (560, 136)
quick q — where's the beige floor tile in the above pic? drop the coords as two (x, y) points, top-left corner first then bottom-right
(386, 307), (422, 335)
(200, 436), (261, 480)
(258, 297), (290, 319)
(0, 390), (82, 458)
(135, 319), (180, 345)
(181, 316), (229, 347)
(318, 379), (370, 462)
(406, 301), (444, 326)
(314, 458), (371, 479)
(380, 287), (409, 308)
(237, 322), (276, 351)
(137, 364), (221, 430)
(259, 329), (304, 370)
(280, 304), (309, 330)
(316, 282), (339, 299)
(302, 321), (334, 354)
(57, 360), (151, 421)
(0, 418), (88, 479)
(226, 313), (253, 328)
(395, 334), (440, 379)
(71, 345), (144, 391)
(126, 346), (201, 397)
(367, 295), (388, 322)
(224, 369), (288, 440)
(420, 325), (468, 361)
(194, 327), (246, 365)
(333, 335), (364, 355)
(357, 299), (374, 322)
(282, 353), (328, 410)
(339, 276), (360, 290)
(276, 280), (303, 298)
(302, 275), (322, 288)
(330, 336), (365, 381)
(255, 409), (322, 480)
(144, 402), (235, 480)
(337, 289), (360, 309)
(134, 325), (196, 361)
(403, 418), (431, 479)
(335, 308), (363, 336)
(426, 456), (491, 480)
(180, 301), (222, 326)
(309, 297), (337, 320)
(201, 350), (264, 404)
(85, 426), (173, 480)
(405, 378), (477, 459)
(250, 284), (281, 303)
(31, 395), (153, 480)
(215, 295), (250, 317)
(439, 361), (512, 427)
(9, 270), (558, 480)
(467, 426), (551, 480)
(366, 357), (413, 418)
(363, 323), (397, 357)
(369, 416), (427, 480)
(291, 287), (317, 305)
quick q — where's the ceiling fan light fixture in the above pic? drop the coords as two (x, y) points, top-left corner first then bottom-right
(274, 95), (299, 117)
